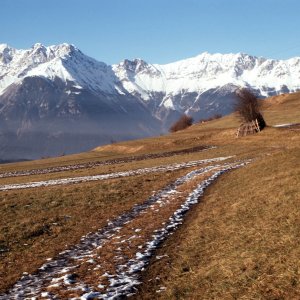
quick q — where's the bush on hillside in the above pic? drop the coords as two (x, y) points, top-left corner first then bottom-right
(169, 114), (194, 132)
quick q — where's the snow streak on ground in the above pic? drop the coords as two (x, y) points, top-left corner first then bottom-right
(0, 159), (249, 299)
(0, 145), (213, 179)
(0, 156), (232, 191)
(273, 123), (300, 130)
(272, 123), (299, 127)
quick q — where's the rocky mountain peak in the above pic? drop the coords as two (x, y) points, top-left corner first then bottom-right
(0, 44), (14, 64)
(0, 43), (11, 52)
(120, 58), (149, 73)
(51, 43), (78, 58)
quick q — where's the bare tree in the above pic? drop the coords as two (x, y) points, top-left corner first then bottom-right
(235, 88), (266, 129)
(169, 114), (194, 132)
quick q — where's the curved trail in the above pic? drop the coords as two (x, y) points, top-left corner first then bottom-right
(0, 159), (249, 299)
(0, 145), (213, 179)
(0, 156), (231, 191)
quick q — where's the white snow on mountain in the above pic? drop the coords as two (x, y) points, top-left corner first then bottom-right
(0, 43), (299, 160)
(0, 43), (116, 95)
(1, 43), (300, 111)
(113, 52), (300, 110)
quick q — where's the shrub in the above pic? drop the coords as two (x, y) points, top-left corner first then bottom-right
(235, 88), (266, 129)
(169, 114), (193, 132)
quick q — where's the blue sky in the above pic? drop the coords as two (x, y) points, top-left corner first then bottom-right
(1, 0), (300, 64)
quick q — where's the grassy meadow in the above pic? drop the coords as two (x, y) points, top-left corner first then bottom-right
(0, 92), (299, 297)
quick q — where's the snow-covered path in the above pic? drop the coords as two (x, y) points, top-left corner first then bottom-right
(0, 156), (232, 191)
(0, 160), (249, 299)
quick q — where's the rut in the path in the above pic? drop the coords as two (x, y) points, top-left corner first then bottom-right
(0, 156), (231, 191)
(0, 145), (214, 179)
(0, 160), (249, 299)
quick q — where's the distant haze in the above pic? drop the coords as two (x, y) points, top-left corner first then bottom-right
(0, 43), (299, 160)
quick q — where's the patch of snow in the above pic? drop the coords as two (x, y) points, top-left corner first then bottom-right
(273, 123), (297, 127)
(80, 292), (101, 300)
(0, 156), (233, 191)
(100, 161), (250, 298)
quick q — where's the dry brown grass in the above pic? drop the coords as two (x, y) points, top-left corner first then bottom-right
(0, 147), (219, 186)
(0, 169), (190, 293)
(46, 171), (217, 299)
(0, 91), (299, 297)
(137, 148), (300, 299)
(262, 92), (300, 125)
(1, 91), (299, 175)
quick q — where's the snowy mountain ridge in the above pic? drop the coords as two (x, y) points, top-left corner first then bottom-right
(0, 43), (299, 160)
(113, 51), (300, 104)
(0, 43), (117, 95)
(1, 43), (300, 109)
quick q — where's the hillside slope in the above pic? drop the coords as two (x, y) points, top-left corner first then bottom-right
(0, 92), (299, 298)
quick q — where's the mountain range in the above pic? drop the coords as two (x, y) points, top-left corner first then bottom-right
(0, 43), (299, 160)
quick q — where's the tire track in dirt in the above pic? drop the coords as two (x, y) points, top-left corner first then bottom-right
(0, 156), (231, 191)
(0, 159), (249, 299)
(0, 145), (214, 179)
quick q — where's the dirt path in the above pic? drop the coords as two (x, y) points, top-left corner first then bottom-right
(0, 159), (249, 299)
(0, 145), (213, 179)
(0, 156), (231, 191)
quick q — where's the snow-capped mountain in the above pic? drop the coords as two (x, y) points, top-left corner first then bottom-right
(0, 43), (122, 95)
(0, 43), (160, 160)
(0, 43), (299, 160)
(113, 52), (300, 121)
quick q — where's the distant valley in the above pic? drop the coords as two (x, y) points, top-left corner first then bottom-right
(0, 43), (299, 160)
